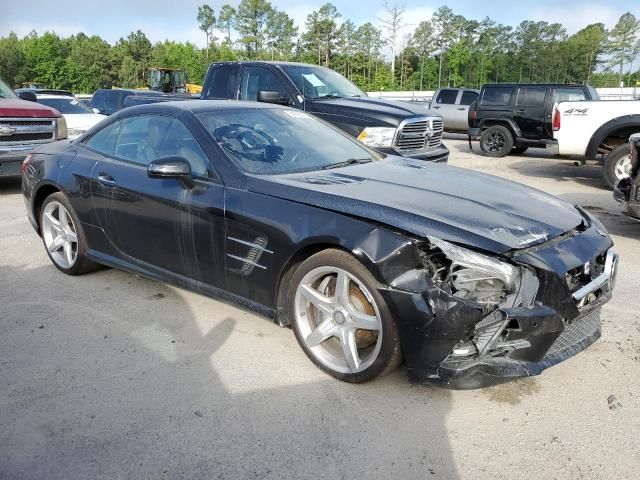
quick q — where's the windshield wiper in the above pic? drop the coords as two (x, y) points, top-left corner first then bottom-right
(314, 94), (343, 99)
(322, 158), (372, 170)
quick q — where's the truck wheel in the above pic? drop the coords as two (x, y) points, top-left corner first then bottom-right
(480, 126), (513, 157)
(511, 146), (528, 154)
(603, 143), (632, 188)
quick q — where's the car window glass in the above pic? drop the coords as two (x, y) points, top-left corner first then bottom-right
(516, 87), (546, 106)
(435, 89), (458, 104)
(84, 121), (121, 156)
(459, 91), (478, 106)
(481, 87), (513, 106)
(170, 119), (210, 177)
(197, 108), (377, 175)
(105, 92), (120, 111)
(241, 66), (288, 101)
(91, 91), (105, 109)
(113, 115), (171, 165)
(206, 64), (239, 99)
(553, 88), (587, 103)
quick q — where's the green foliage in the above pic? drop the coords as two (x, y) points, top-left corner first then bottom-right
(2, 6), (639, 94)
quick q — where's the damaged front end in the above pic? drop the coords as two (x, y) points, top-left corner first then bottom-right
(383, 214), (618, 389)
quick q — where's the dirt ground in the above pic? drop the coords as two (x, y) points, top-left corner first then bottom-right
(1, 137), (638, 479)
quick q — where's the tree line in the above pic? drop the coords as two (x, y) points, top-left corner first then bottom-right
(1, 1), (639, 94)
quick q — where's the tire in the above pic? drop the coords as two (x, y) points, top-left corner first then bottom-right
(479, 125), (514, 157)
(40, 192), (99, 275)
(511, 146), (528, 154)
(603, 143), (632, 188)
(288, 249), (402, 383)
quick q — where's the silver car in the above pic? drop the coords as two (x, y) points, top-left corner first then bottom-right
(429, 88), (479, 132)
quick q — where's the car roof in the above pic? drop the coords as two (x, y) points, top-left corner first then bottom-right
(482, 83), (587, 88)
(94, 88), (164, 95)
(116, 99), (286, 117)
(210, 60), (323, 69)
(36, 94), (78, 99)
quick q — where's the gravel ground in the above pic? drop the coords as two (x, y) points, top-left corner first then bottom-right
(1, 137), (638, 479)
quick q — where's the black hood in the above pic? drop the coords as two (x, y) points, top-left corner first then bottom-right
(247, 157), (585, 254)
(309, 96), (435, 126)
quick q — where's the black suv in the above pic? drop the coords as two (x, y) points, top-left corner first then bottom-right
(468, 83), (598, 157)
(90, 89), (165, 116)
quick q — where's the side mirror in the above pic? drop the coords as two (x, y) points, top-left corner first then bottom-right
(92, 107), (101, 114)
(147, 156), (193, 188)
(18, 91), (38, 102)
(257, 90), (290, 106)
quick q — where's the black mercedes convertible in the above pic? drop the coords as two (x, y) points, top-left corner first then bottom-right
(22, 100), (618, 389)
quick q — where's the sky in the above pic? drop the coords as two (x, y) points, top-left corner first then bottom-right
(2, 0), (639, 50)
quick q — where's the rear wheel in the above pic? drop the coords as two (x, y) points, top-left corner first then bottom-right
(479, 125), (514, 157)
(288, 249), (402, 383)
(603, 143), (632, 188)
(40, 192), (99, 275)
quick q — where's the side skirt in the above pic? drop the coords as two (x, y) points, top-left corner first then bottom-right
(87, 249), (277, 321)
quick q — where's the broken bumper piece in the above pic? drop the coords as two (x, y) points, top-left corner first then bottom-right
(432, 308), (602, 389)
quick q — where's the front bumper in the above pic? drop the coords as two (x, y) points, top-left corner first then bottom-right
(433, 302), (604, 389)
(382, 220), (616, 389)
(0, 143), (39, 177)
(379, 143), (449, 163)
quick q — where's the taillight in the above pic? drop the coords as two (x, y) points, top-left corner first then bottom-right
(20, 153), (33, 176)
(552, 108), (561, 131)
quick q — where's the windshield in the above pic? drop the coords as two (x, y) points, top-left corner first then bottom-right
(0, 79), (18, 99)
(281, 65), (365, 99)
(37, 97), (93, 114)
(197, 107), (378, 175)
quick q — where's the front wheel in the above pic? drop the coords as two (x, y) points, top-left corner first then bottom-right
(603, 143), (632, 188)
(479, 125), (514, 157)
(288, 249), (402, 383)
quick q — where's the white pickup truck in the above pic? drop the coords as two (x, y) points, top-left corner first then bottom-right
(547, 100), (640, 187)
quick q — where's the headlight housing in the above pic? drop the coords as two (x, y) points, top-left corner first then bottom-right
(55, 116), (68, 140)
(357, 127), (396, 148)
(422, 237), (529, 313)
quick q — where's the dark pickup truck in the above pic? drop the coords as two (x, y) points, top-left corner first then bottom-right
(201, 61), (448, 162)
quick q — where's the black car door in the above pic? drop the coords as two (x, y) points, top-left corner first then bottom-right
(84, 113), (226, 286)
(513, 86), (548, 139)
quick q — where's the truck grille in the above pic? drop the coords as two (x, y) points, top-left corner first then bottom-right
(395, 118), (443, 151)
(0, 118), (55, 145)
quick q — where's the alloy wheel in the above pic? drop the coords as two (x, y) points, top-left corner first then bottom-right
(41, 201), (79, 269)
(294, 266), (383, 374)
(614, 154), (632, 180)
(484, 132), (505, 153)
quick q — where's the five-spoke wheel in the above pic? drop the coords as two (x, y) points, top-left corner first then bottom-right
(289, 249), (402, 383)
(40, 192), (98, 275)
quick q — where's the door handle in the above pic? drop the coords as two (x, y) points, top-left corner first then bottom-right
(97, 174), (116, 186)
(515, 109), (525, 113)
(457, 108), (465, 111)
(432, 106), (440, 109)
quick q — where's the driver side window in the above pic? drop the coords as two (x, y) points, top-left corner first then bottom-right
(240, 66), (288, 101)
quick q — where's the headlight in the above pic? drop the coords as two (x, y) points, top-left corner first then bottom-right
(357, 127), (395, 148)
(55, 116), (68, 140)
(422, 236), (525, 313)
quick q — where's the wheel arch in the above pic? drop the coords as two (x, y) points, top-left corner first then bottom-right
(585, 115), (640, 159)
(273, 228), (421, 326)
(477, 118), (521, 137)
(32, 182), (62, 234)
